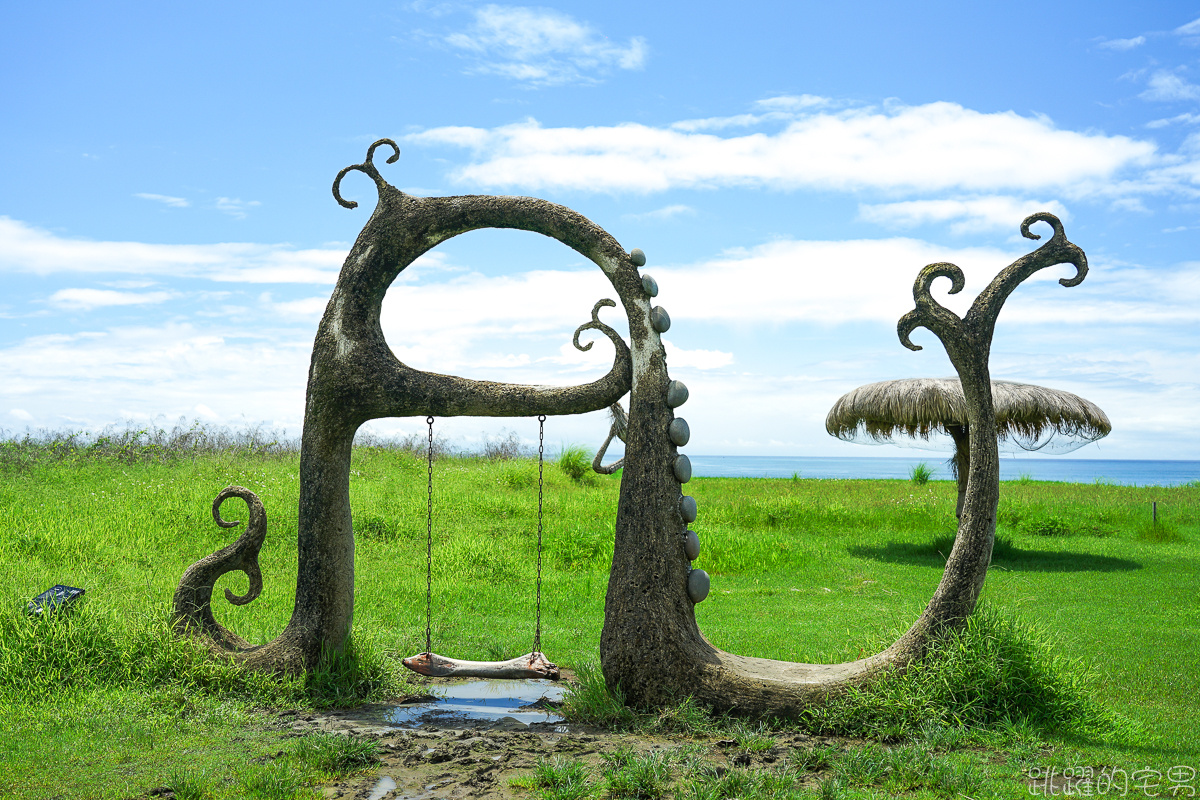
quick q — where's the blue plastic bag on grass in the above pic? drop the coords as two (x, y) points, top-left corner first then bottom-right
(26, 585), (85, 617)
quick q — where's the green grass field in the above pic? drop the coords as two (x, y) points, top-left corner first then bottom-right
(1, 438), (1197, 799)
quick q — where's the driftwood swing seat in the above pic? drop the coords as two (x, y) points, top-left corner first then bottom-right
(401, 651), (558, 680)
(402, 415), (560, 681)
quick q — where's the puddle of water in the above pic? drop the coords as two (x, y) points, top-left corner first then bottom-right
(367, 775), (396, 800)
(385, 679), (566, 729)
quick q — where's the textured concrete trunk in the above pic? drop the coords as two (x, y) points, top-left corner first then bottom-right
(175, 142), (1089, 717)
(174, 141), (636, 671)
(948, 425), (970, 520)
(598, 212), (1088, 715)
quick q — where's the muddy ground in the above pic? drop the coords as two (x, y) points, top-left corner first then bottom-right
(278, 686), (849, 800)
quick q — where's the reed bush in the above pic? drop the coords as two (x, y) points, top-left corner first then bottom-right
(557, 444), (594, 484)
(798, 606), (1132, 739)
(908, 461), (933, 485)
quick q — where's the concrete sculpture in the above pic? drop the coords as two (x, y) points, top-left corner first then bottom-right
(174, 141), (1089, 716)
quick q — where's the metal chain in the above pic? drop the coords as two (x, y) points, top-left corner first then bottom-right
(533, 414), (546, 656)
(424, 415), (434, 655)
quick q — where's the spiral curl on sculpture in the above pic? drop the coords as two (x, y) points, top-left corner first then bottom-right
(172, 486), (267, 644)
(898, 213), (1087, 353)
(572, 299), (626, 355)
(332, 138), (401, 209)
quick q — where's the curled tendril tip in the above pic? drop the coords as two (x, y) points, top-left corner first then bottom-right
(1020, 211), (1064, 242)
(366, 138), (400, 166)
(897, 311), (925, 352)
(333, 138), (401, 210)
(573, 298), (622, 353)
(914, 262), (965, 300)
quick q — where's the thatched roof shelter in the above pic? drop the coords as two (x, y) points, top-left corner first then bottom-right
(827, 377), (1110, 451)
(826, 377), (1111, 516)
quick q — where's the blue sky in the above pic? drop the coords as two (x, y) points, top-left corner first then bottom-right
(2, 2), (1198, 460)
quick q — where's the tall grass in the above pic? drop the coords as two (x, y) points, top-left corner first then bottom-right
(799, 606), (1134, 739)
(0, 597), (404, 707)
(908, 461), (933, 485)
(557, 443), (594, 484)
(0, 419), (298, 468)
(562, 605), (1132, 742)
(0, 428), (1196, 754)
(0, 418), (470, 470)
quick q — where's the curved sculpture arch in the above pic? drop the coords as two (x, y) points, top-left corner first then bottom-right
(174, 141), (1089, 716)
(602, 210), (1087, 714)
(175, 139), (636, 672)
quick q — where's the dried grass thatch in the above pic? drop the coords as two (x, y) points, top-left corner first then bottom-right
(826, 378), (1110, 453)
(592, 401), (628, 475)
(609, 401), (628, 442)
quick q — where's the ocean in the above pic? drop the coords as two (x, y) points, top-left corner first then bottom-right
(682, 455), (1200, 487)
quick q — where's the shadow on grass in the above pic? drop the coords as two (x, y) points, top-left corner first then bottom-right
(1053, 730), (1194, 763)
(848, 536), (1142, 573)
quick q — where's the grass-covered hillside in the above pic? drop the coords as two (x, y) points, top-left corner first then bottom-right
(1, 428), (1196, 798)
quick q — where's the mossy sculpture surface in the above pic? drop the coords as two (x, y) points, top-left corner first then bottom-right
(174, 141), (1089, 716)
(174, 140), (634, 673)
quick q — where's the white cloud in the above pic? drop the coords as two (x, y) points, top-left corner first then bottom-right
(48, 288), (174, 311)
(1146, 112), (1200, 128)
(360, 232), (1142, 376)
(650, 238), (1011, 326)
(985, 347), (1200, 457)
(0, 323), (312, 431)
(753, 95), (832, 112)
(647, 234), (1196, 334)
(443, 5), (646, 86)
(194, 403), (220, 420)
(669, 96), (834, 132)
(670, 113), (774, 133)
(216, 197), (262, 219)
(272, 297), (328, 320)
(624, 204), (695, 222)
(379, 266), (621, 373)
(15, 216), (1185, 366)
(2, 227), (1196, 457)
(547, 337), (622, 374)
(662, 341), (734, 370)
(406, 0), (457, 17)
(1140, 69), (1200, 101)
(1002, 261), (1196, 329)
(9, 409), (33, 422)
(1097, 36), (1145, 51)
(405, 101), (1158, 197)
(135, 193), (189, 208)
(0, 217), (345, 283)
(1109, 196), (1150, 213)
(1001, 297), (1199, 326)
(858, 196), (1070, 234)
(1176, 17), (1200, 36)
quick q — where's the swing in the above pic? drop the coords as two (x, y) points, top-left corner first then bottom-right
(401, 415), (560, 680)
